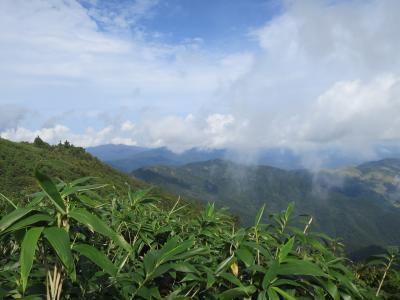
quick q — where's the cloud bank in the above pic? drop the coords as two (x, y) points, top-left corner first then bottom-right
(1, 0), (400, 164)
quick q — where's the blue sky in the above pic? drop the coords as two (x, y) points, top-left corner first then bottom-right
(1, 0), (400, 164)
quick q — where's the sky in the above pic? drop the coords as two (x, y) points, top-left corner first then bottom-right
(1, 0), (400, 163)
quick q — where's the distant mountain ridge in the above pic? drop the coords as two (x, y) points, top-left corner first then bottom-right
(87, 144), (400, 173)
(133, 158), (400, 253)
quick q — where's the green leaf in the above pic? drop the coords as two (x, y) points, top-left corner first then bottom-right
(158, 237), (194, 263)
(70, 176), (95, 187)
(43, 227), (76, 281)
(220, 272), (242, 286)
(3, 213), (52, 234)
(69, 208), (131, 252)
(143, 251), (157, 276)
(35, 169), (66, 214)
(62, 183), (108, 197)
(267, 288), (280, 300)
(20, 227), (43, 292)
(277, 259), (326, 277)
(218, 285), (256, 300)
(236, 247), (254, 267)
(73, 244), (117, 276)
(257, 291), (267, 300)
(262, 261), (279, 289)
(0, 192), (18, 209)
(284, 202), (295, 221)
(170, 262), (199, 274)
(279, 237), (295, 263)
(271, 286), (297, 300)
(325, 280), (339, 300)
(76, 194), (104, 208)
(173, 247), (209, 260)
(215, 254), (235, 275)
(255, 205), (266, 227)
(0, 207), (34, 233)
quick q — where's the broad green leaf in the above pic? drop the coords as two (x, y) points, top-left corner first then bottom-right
(218, 285), (256, 300)
(220, 272), (242, 286)
(236, 247), (254, 267)
(279, 237), (295, 263)
(3, 213), (52, 234)
(325, 280), (339, 300)
(73, 244), (117, 276)
(257, 291), (267, 300)
(170, 262), (199, 274)
(35, 170), (66, 214)
(173, 247), (209, 260)
(70, 176), (95, 187)
(62, 183), (108, 197)
(43, 227), (76, 281)
(271, 279), (301, 288)
(207, 271), (216, 289)
(143, 251), (157, 276)
(19, 296), (43, 300)
(262, 261), (279, 289)
(0, 207), (34, 233)
(137, 286), (161, 300)
(148, 263), (175, 280)
(277, 260), (326, 277)
(158, 237), (194, 263)
(271, 286), (297, 300)
(69, 208), (131, 252)
(76, 194), (104, 208)
(267, 288), (280, 300)
(20, 227), (43, 291)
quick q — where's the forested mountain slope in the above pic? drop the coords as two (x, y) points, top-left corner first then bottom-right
(133, 159), (400, 253)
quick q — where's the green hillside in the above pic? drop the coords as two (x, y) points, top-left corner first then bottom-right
(133, 159), (400, 253)
(0, 137), (182, 210)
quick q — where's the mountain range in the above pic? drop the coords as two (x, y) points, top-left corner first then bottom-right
(87, 143), (400, 172)
(132, 158), (400, 255)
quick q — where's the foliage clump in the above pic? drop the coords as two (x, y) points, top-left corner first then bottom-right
(0, 172), (399, 299)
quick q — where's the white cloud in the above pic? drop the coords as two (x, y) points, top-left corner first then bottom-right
(121, 120), (136, 132)
(220, 0), (400, 160)
(1, 0), (400, 165)
(0, 113), (239, 150)
(0, 0), (252, 117)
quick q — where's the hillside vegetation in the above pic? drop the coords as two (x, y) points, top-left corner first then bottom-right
(1, 171), (399, 299)
(133, 159), (400, 254)
(0, 137), (186, 211)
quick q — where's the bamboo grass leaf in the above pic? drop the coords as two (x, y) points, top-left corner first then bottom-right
(0, 207), (34, 233)
(35, 170), (66, 214)
(3, 213), (52, 234)
(69, 208), (131, 252)
(278, 237), (295, 263)
(73, 244), (117, 276)
(20, 227), (44, 292)
(43, 227), (76, 281)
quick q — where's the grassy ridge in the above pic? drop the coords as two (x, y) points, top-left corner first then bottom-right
(0, 138), (189, 212)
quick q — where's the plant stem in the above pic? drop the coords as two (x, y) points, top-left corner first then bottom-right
(376, 255), (394, 297)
